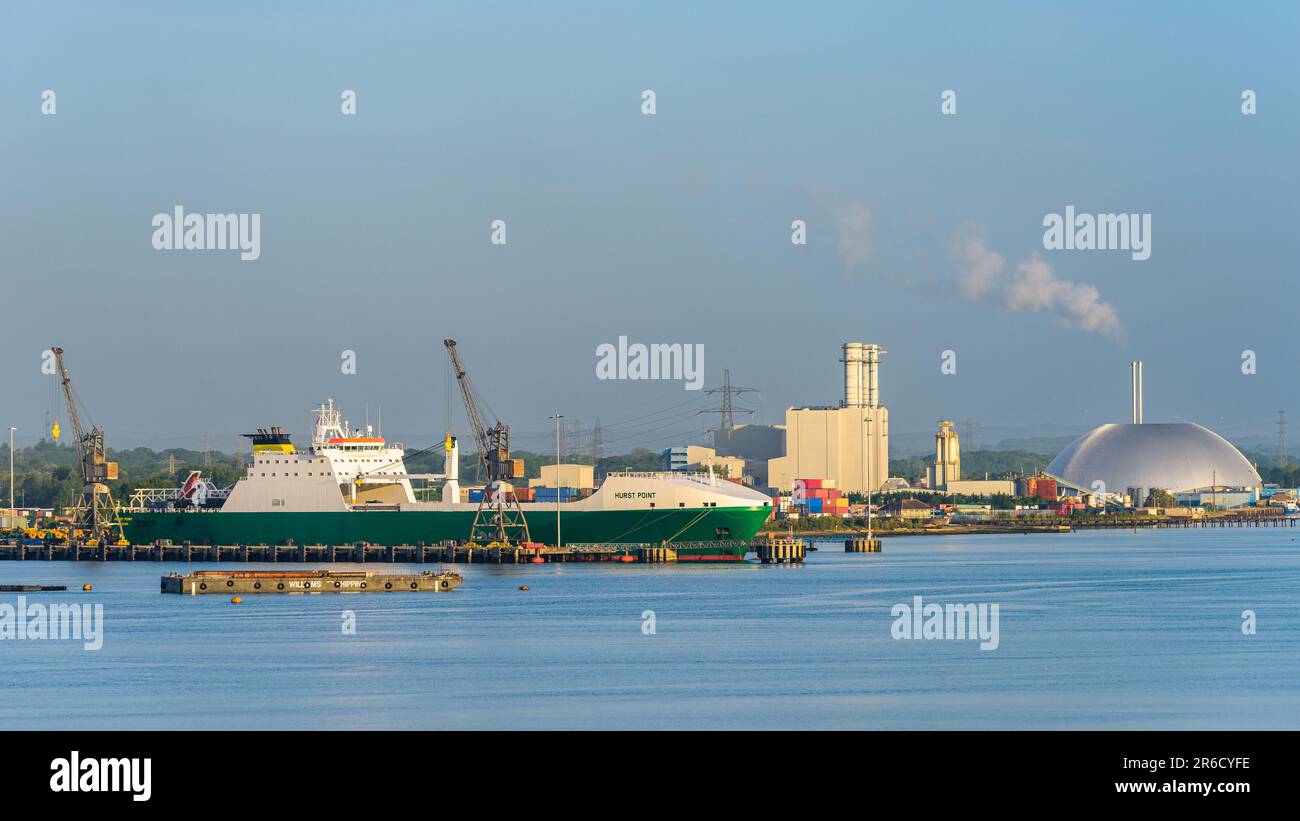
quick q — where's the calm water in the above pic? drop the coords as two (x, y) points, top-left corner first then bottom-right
(2, 528), (1298, 730)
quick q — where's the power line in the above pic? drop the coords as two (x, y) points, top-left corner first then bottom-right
(700, 369), (757, 433)
(1278, 409), (1287, 467)
(600, 393), (709, 430)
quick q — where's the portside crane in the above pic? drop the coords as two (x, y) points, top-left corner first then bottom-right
(51, 346), (125, 544)
(443, 339), (531, 545)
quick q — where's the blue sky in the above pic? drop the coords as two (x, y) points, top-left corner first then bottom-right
(2, 2), (1296, 453)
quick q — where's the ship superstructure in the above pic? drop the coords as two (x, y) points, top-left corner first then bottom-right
(225, 400), (415, 512)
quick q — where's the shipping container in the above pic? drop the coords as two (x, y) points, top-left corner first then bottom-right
(535, 487), (578, 501)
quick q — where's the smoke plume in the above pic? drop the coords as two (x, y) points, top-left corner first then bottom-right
(831, 200), (873, 273)
(950, 222), (1122, 337)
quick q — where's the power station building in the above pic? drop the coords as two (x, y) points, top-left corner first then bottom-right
(713, 423), (784, 487)
(767, 343), (889, 494)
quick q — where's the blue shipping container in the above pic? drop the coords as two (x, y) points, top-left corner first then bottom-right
(535, 488), (577, 500)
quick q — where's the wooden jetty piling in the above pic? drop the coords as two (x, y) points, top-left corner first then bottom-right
(637, 546), (678, 563)
(845, 537), (882, 553)
(753, 536), (805, 564)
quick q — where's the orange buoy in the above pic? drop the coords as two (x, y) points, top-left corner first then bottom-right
(230, 596), (242, 604)
(518, 585), (529, 591)
(82, 584), (92, 591)
(530, 556), (544, 564)
(619, 555), (635, 563)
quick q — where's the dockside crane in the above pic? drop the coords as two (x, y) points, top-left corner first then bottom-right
(443, 339), (532, 545)
(51, 346), (125, 543)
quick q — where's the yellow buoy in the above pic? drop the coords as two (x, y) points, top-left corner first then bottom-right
(82, 584), (92, 591)
(51, 420), (60, 442)
(230, 596), (242, 604)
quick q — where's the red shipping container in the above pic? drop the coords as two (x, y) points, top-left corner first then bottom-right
(801, 479), (823, 489)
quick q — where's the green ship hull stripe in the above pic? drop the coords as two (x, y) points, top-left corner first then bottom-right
(122, 506), (771, 554)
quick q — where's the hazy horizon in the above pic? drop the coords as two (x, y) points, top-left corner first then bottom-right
(3, 2), (1296, 454)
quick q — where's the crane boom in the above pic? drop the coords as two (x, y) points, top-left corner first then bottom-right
(442, 339), (531, 544)
(443, 339), (491, 477)
(52, 347), (89, 467)
(49, 346), (123, 543)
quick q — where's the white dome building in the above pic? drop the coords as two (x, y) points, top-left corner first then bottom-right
(1046, 422), (1261, 497)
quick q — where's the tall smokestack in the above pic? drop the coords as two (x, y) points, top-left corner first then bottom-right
(842, 343), (863, 408)
(1131, 361), (1137, 424)
(1137, 360), (1143, 424)
(864, 344), (880, 408)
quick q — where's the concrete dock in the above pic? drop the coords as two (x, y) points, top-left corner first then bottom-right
(0, 539), (759, 564)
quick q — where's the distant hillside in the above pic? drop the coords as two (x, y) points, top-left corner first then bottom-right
(889, 449), (1054, 484)
(0, 440), (668, 510)
(993, 435), (1079, 454)
(891, 424), (1085, 458)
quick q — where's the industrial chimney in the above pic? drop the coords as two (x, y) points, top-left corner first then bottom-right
(841, 343), (885, 409)
(1130, 360), (1144, 424)
(1131, 361), (1137, 424)
(863, 344), (883, 408)
(841, 343), (864, 409)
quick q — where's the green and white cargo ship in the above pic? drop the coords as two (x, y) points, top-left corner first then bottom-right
(123, 401), (771, 560)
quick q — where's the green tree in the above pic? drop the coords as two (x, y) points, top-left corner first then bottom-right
(1142, 488), (1176, 508)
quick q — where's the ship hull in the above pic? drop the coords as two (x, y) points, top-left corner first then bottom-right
(122, 506), (769, 559)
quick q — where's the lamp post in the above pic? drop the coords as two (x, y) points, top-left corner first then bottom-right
(7, 427), (14, 514)
(550, 414), (563, 547)
(865, 417), (873, 540)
